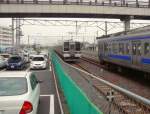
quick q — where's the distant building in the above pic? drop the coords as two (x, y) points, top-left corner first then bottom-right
(0, 25), (12, 50)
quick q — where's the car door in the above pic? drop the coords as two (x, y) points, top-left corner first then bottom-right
(29, 74), (40, 113)
(132, 40), (142, 66)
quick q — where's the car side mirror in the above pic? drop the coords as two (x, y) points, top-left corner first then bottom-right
(36, 80), (43, 83)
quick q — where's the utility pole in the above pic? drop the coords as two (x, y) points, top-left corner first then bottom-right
(76, 21), (78, 40)
(12, 18), (15, 46)
(16, 18), (21, 52)
(93, 37), (95, 51)
(105, 21), (108, 36)
(28, 35), (30, 48)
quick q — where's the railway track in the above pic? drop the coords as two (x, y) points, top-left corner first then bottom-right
(73, 62), (150, 114)
(80, 56), (150, 99)
(55, 51), (150, 114)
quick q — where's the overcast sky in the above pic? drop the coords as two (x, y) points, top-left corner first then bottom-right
(1, 18), (150, 46)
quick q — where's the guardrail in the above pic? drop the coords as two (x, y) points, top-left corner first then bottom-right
(0, 0), (150, 8)
(51, 51), (103, 114)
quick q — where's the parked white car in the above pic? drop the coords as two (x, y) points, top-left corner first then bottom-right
(0, 71), (40, 114)
(30, 55), (47, 70)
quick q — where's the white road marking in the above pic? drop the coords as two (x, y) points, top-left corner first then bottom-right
(49, 66), (52, 71)
(40, 94), (55, 114)
(50, 95), (54, 114)
(51, 64), (64, 114)
(49, 61), (52, 71)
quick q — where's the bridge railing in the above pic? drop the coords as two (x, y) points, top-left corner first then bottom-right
(0, 0), (150, 8)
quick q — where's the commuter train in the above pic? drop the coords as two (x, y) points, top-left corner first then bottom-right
(97, 27), (150, 75)
(55, 40), (81, 61)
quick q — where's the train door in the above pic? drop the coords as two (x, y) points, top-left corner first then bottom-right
(104, 42), (108, 57)
(75, 42), (81, 52)
(142, 41), (150, 71)
(69, 42), (75, 56)
(64, 42), (69, 52)
(132, 41), (142, 65)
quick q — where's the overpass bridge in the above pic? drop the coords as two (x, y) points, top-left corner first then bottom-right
(0, 0), (150, 19)
(1, 0), (150, 31)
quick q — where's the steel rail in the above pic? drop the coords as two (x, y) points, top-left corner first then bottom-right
(72, 62), (150, 114)
(81, 56), (150, 106)
(55, 50), (150, 113)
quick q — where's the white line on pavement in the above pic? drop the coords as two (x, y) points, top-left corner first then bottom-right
(51, 64), (64, 114)
(49, 66), (52, 71)
(50, 95), (54, 114)
(40, 94), (55, 114)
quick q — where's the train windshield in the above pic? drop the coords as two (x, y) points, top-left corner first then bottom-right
(76, 42), (80, 51)
(64, 42), (69, 51)
(70, 43), (75, 50)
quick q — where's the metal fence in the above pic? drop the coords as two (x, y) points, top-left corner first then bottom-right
(0, 0), (150, 8)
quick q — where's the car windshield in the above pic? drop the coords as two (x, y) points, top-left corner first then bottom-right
(8, 57), (21, 63)
(0, 77), (27, 96)
(32, 57), (44, 61)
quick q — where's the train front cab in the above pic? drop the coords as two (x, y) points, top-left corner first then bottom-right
(63, 41), (81, 62)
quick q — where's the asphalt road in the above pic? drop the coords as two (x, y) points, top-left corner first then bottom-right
(32, 68), (61, 114)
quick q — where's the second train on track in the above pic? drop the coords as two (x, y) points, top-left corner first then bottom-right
(97, 26), (150, 75)
(55, 40), (81, 62)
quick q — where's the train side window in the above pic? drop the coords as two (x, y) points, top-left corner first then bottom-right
(126, 43), (130, 54)
(132, 44), (136, 55)
(104, 43), (108, 52)
(119, 43), (121, 54)
(64, 42), (69, 51)
(137, 43), (142, 56)
(75, 42), (80, 51)
(108, 43), (111, 52)
(144, 42), (149, 55)
(107, 43), (110, 52)
(119, 43), (124, 55)
(112, 43), (117, 54)
(112, 43), (115, 53)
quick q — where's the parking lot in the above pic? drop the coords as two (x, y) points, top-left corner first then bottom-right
(0, 62), (61, 114)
